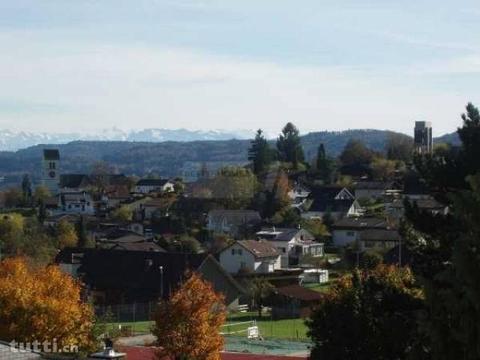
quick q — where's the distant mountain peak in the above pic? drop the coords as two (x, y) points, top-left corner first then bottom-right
(0, 128), (255, 151)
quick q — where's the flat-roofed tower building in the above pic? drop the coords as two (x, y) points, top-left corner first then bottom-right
(414, 121), (433, 154)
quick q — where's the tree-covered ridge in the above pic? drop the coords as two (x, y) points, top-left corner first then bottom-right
(0, 129), (455, 182)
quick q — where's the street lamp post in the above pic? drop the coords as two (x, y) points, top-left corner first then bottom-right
(159, 266), (164, 299)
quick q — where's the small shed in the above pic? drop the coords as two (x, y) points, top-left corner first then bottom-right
(271, 284), (323, 319)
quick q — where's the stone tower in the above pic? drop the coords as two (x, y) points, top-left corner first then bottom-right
(41, 149), (60, 194)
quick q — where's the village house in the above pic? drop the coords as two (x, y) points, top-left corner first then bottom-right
(288, 183), (311, 208)
(134, 179), (175, 194)
(301, 186), (361, 220)
(354, 181), (401, 201)
(331, 217), (390, 247)
(207, 209), (262, 238)
(386, 196), (449, 220)
(57, 191), (95, 215)
(219, 240), (281, 274)
(55, 248), (244, 309)
(96, 232), (165, 252)
(255, 227), (323, 267)
(359, 229), (402, 251)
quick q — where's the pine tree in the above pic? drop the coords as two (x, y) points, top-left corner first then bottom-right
(248, 129), (273, 175)
(316, 143), (335, 183)
(276, 122), (305, 169)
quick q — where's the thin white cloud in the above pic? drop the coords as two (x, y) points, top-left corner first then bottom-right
(0, 31), (472, 136)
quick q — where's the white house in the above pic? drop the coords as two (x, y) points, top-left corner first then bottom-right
(256, 227), (323, 267)
(219, 240), (281, 274)
(134, 179), (175, 194)
(288, 183), (311, 208)
(58, 191), (95, 215)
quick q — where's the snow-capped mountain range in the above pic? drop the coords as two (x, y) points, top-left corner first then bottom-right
(0, 128), (256, 151)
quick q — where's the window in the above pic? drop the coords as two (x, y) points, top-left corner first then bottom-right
(49, 162), (56, 169)
(346, 231), (355, 237)
(231, 248), (243, 256)
(240, 261), (247, 269)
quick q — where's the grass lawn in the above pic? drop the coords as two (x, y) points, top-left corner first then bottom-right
(303, 282), (332, 293)
(103, 320), (154, 335)
(226, 312), (308, 340)
(103, 312), (309, 340)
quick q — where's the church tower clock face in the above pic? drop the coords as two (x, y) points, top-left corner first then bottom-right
(49, 171), (56, 178)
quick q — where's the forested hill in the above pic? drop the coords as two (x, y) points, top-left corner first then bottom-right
(0, 129), (457, 181)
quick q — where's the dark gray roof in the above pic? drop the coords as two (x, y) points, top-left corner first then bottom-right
(136, 179), (171, 186)
(43, 149), (59, 161)
(60, 174), (89, 188)
(355, 181), (394, 190)
(333, 217), (388, 230)
(305, 186), (355, 213)
(108, 241), (166, 252)
(360, 229), (401, 242)
(60, 174), (128, 189)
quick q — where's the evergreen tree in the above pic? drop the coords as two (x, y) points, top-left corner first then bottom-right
(248, 129), (273, 175)
(76, 216), (89, 248)
(406, 103), (480, 359)
(21, 174), (32, 205)
(307, 266), (426, 360)
(316, 143), (335, 183)
(276, 122), (305, 169)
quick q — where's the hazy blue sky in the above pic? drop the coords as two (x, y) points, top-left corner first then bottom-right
(1, 0), (479, 136)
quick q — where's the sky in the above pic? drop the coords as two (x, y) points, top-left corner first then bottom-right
(1, 0), (479, 136)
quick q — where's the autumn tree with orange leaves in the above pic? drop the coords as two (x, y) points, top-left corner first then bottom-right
(0, 257), (96, 353)
(152, 272), (226, 360)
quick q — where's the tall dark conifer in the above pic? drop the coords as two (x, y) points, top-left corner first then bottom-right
(276, 122), (305, 169)
(248, 129), (273, 175)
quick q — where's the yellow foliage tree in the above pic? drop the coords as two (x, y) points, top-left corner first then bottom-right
(152, 272), (226, 360)
(0, 257), (95, 353)
(111, 205), (133, 222)
(57, 219), (79, 249)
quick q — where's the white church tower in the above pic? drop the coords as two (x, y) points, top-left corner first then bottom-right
(41, 149), (60, 194)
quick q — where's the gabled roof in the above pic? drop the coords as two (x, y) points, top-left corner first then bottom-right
(43, 148), (59, 161)
(60, 174), (90, 189)
(305, 186), (356, 213)
(256, 228), (315, 242)
(60, 174), (129, 189)
(275, 284), (323, 302)
(333, 217), (388, 230)
(136, 179), (172, 187)
(236, 240), (279, 258)
(108, 241), (166, 252)
(360, 229), (401, 242)
(355, 181), (395, 190)
(56, 248), (210, 297)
